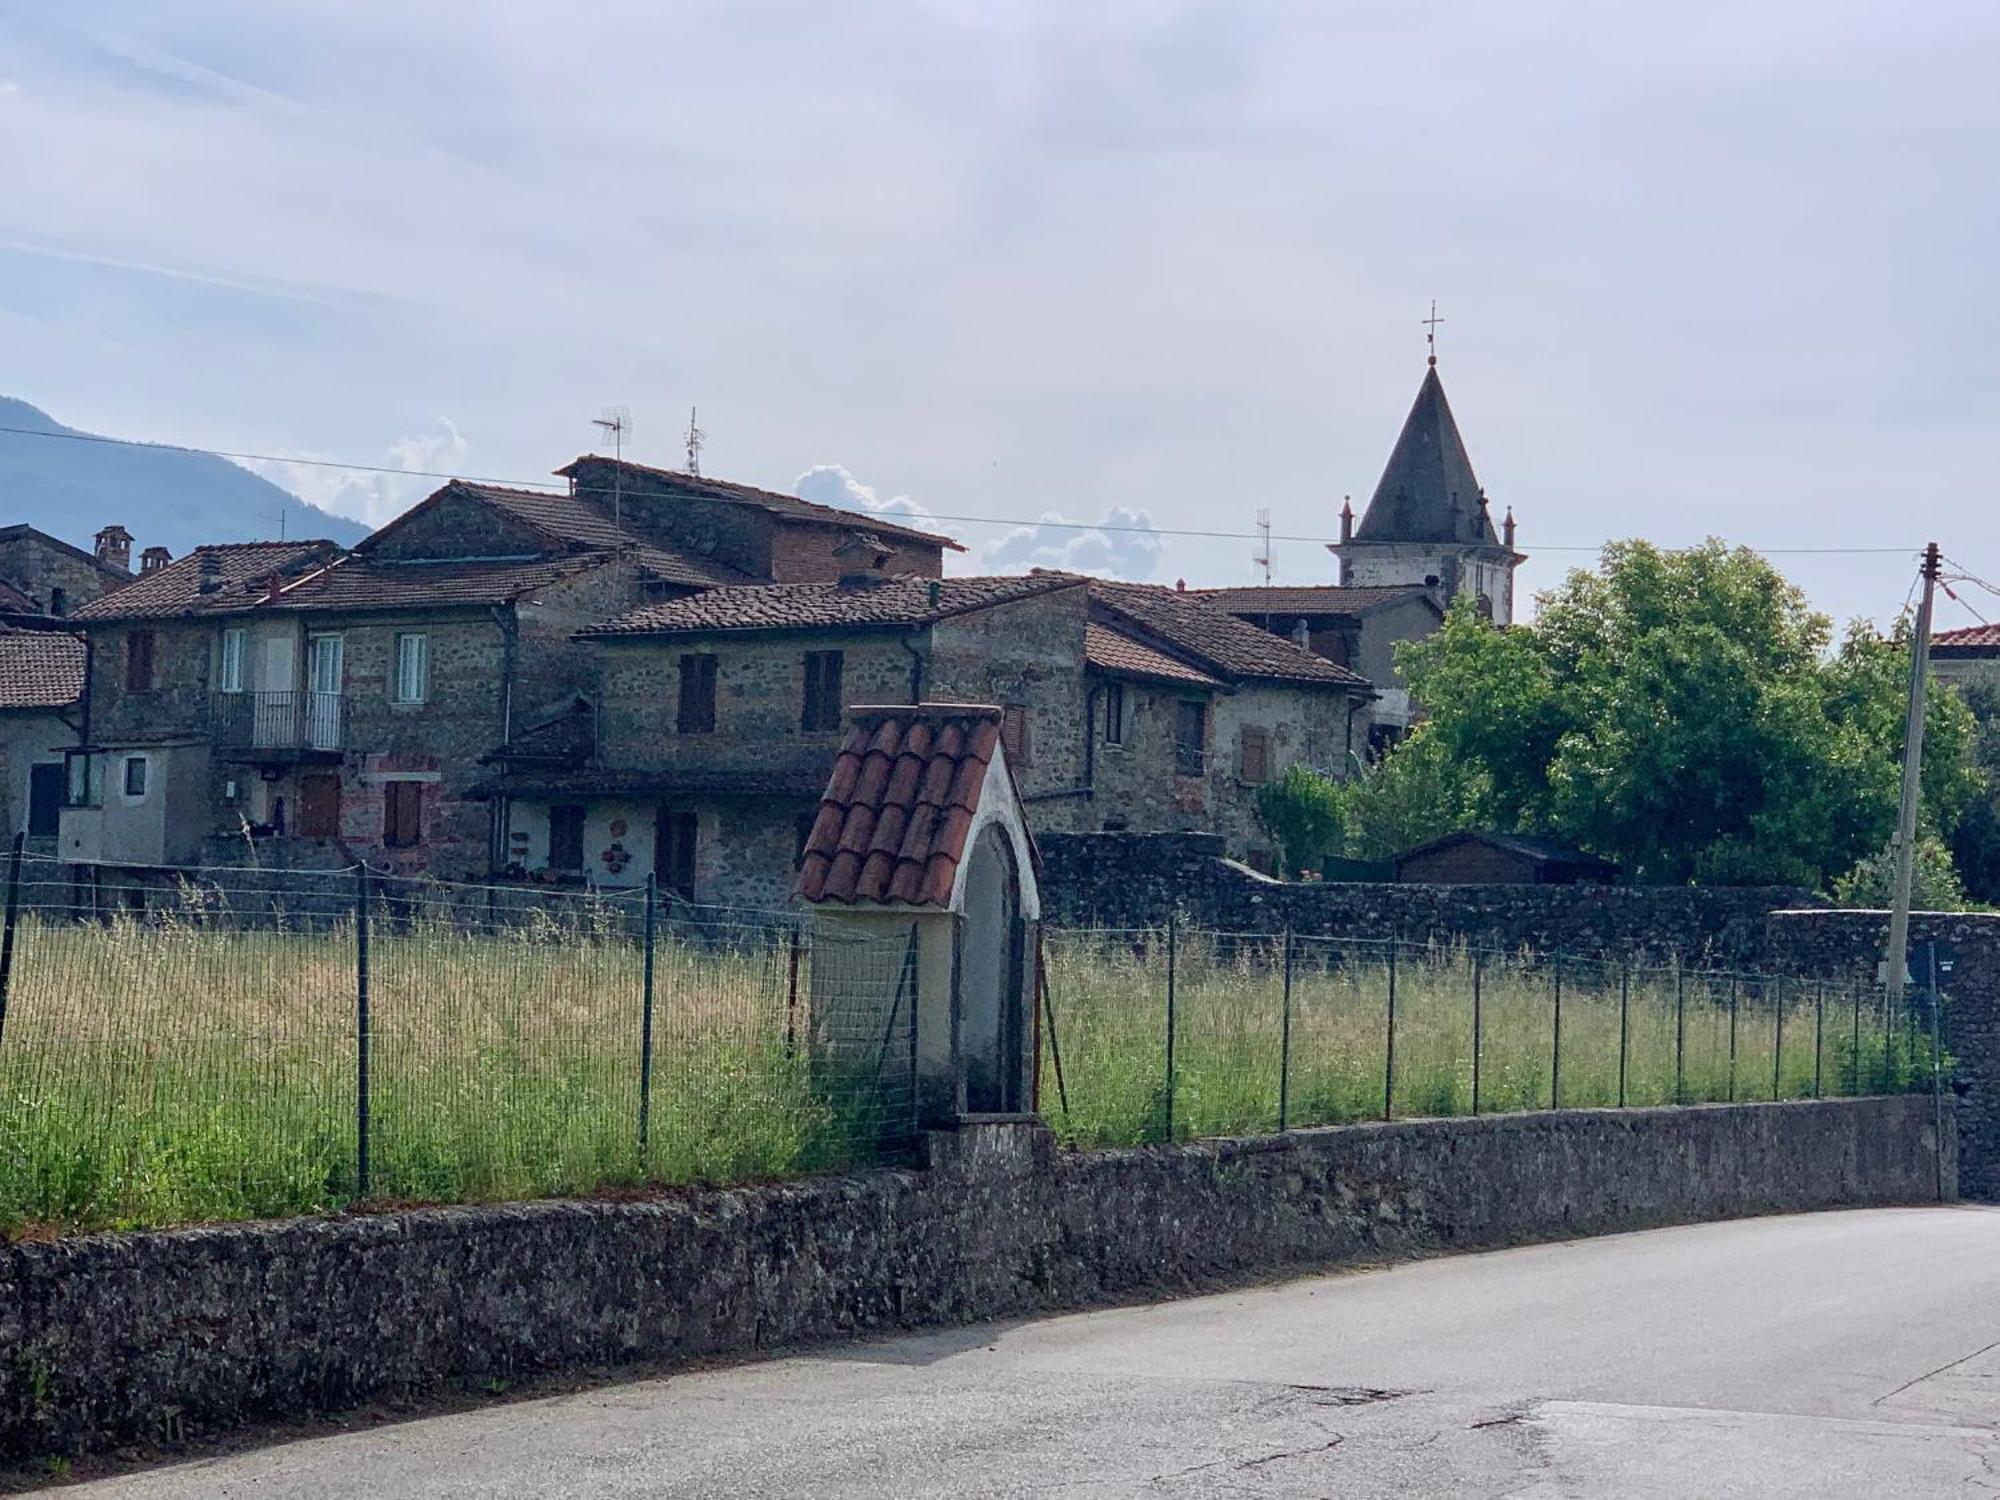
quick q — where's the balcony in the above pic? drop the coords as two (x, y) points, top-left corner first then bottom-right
(214, 691), (346, 763)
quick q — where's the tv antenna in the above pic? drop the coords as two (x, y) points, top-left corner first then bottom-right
(592, 406), (632, 527)
(684, 406), (705, 477)
(1252, 508), (1273, 586)
(261, 505), (289, 541)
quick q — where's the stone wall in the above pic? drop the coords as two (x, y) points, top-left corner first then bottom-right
(1767, 908), (2000, 1201)
(0, 1098), (1946, 1464)
(1038, 832), (1819, 963)
(0, 531), (127, 617)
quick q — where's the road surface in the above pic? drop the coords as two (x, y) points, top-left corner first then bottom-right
(69, 1206), (2000, 1497)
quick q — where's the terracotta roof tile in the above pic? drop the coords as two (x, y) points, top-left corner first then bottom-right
(70, 542), (338, 621)
(266, 554), (620, 612)
(1191, 585), (1440, 616)
(1083, 621), (1224, 688)
(1087, 581), (1372, 689)
(0, 628), (84, 709)
(1935, 624), (2000, 654)
(797, 703), (1014, 908)
(582, 573), (1084, 639)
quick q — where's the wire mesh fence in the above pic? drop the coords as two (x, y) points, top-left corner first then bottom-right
(1038, 922), (1940, 1149)
(0, 849), (1943, 1236)
(0, 852), (918, 1235)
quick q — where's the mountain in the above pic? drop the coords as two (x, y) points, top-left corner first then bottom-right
(0, 397), (369, 558)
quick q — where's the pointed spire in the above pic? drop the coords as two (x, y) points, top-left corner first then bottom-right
(1352, 364), (1497, 547)
(1339, 495), (1354, 543)
(1503, 505), (1516, 549)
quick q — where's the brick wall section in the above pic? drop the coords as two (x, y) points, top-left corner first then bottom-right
(1038, 832), (1819, 962)
(0, 1100), (1947, 1464)
(1767, 909), (2000, 1201)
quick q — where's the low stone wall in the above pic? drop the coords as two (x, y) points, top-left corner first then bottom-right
(0, 1097), (1947, 1463)
(1039, 832), (1817, 963)
(1769, 909), (2000, 1201)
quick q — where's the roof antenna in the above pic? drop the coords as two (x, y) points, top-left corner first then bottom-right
(260, 505), (288, 541)
(1252, 508), (1273, 587)
(1422, 299), (1444, 366)
(592, 406), (631, 528)
(685, 406), (705, 477)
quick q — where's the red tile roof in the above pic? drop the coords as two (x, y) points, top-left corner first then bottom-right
(797, 704), (1010, 907)
(267, 554), (613, 612)
(0, 578), (38, 612)
(0, 627), (84, 709)
(555, 457), (965, 551)
(1191, 585), (1441, 616)
(1935, 624), (2000, 654)
(69, 542), (339, 620)
(1083, 622), (1222, 688)
(1087, 581), (1372, 690)
(582, 573), (1084, 638)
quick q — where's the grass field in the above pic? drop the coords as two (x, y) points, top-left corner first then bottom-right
(0, 907), (1927, 1237)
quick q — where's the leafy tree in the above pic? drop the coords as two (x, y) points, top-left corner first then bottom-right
(1833, 833), (1968, 911)
(1253, 764), (1344, 878)
(1949, 680), (2000, 905)
(1369, 540), (1982, 888)
(1333, 728), (1487, 860)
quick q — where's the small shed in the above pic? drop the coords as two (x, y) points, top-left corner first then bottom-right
(1393, 831), (1618, 886)
(797, 703), (1041, 1126)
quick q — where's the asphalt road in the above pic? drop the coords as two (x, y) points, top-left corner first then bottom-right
(69, 1206), (2000, 1498)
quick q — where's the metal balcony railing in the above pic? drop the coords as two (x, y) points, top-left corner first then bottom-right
(213, 691), (345, 754)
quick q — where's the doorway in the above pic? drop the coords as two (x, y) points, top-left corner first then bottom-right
(26, 763), (62, 837)
(957, 823), (1026, 1114)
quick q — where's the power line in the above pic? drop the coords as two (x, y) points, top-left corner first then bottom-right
(0, 420), (1936, 556)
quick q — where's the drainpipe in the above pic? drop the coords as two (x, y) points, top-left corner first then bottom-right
(900, 630), (927, 704)
(492, 605), (520, 874)
(1082, 682), (1100, 792)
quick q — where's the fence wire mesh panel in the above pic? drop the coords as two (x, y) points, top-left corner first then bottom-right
(1038, 928), (1171, 1146)
(1274, 937), (1395, 1127)
(1168, 931), (1287, 1141)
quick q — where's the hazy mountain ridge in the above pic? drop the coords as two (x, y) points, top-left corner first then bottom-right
(0, 397), (368, 558)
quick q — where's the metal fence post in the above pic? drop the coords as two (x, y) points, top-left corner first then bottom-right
(1164, 917), (1178, 1143)
(784, 925), (802, 1058)
(1550, 950), (1564, 1111)
(0, 832), (23, 1051)
(1928, 941), (1946, 1202)
(1039, 932), (1070, 1119)
(1674, 963), (1686, 1105)
(1470, 948), (1484, 1116)
(1278, 929), (1293, 1132)
(1813, 980), (1825, 1099)
(1617, 958), (1630, 1109)
(639, 873), (657, 1158)
(1772, 976), (1785, 1101)
(1383, 940), (1398, 1122)
(1850, 982), (1863, 1095)
(1726, 974), (1739, 1102)
(355, 862), (372, 1200)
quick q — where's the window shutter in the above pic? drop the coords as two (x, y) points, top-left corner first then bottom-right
(1240, 728), (1270, 783)
(1002, 705), (1031, 767)
(126, 631), (155, 691)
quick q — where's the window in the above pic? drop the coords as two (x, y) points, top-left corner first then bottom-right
(383, 780), (423, 848)
(122, 756), (148, 798)
(218, 628), (246, 694)
(548, 804), (586, 873)
(1173, 699), (1207, 776)
(48, 588), (66, 618)
(298, 774), (341, 839)
(1001, 704), (1032, 768)
(64, 751), (100, 809)
(1239, 727), (1271, 784)
(392, 633), (429, 704)
(1103, 682), (1126, 745)
(801, 650), (844, 732)
(655, 806), (698, 899)
(677, 653), (718, 733)
(125, 630), (156, 692)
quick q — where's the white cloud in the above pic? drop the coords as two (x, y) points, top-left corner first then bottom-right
(794, 463), (940, 527)
(246, 417), (467, 529)
(982, 505), (1164, 581)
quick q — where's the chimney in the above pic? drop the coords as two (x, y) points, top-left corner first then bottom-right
(833, 531), (897, 588)
(95, 524), (133, 572)
(140, 545), (172, 574)
(196, 549), (224, 595)
(1292, 619), (1311, 651)
(1339, 495), (1354, 544)
(1175, 578), (1186, 592)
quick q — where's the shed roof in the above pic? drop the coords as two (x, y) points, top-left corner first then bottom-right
(1934, 623), (2000, 656)
(1087, 581), (1372, 690)
(1083, 621), (1223, 688)
(0, 627), (84, 709)
(1394, 830), (1617, 871)
(797, 703), (1019, 908)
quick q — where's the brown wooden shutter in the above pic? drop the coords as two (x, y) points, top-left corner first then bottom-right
(548, 805), (585, 872)
(383, 781), (422, 848)
(655, 806), (698, 898)
(126, 631), (155, 691)
(678, 653), (717, 733)
(1240, 727), (1270, 783)
(1001, 705), (1031, 768)
(299, 774), (341, 839)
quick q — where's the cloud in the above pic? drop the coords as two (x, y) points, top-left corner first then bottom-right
(982, 505), (1165, 581)
(246, 418), (468, 528)
(793, 463), (940, 527)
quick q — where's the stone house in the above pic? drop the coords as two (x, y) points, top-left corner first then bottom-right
(0, 523), (135, 619)
(1934, 625), (2000, 697)
(0, 625), (85, 845)
(1190, 584), (1443, 741)
(1392, 831), (1618, 886)
(480, 569), (1371, 906)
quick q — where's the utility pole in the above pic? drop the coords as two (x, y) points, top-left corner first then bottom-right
(1885, 541), (1943, 1006)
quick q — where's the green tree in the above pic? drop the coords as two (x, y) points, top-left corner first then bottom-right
(1832, 832), (1968, 911)
(1949, 680), (2000, 905)
(1370, 540), (1981, 888)
(1253, 764), (1344, 878)
(1333, 726), (1489, 860)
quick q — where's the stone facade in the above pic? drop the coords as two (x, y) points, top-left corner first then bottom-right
(0, 1099), (1947, 1464)
(0, 526), (129, 618)
(1038, 832), (1819, 962)
(0, 710), (74, 843)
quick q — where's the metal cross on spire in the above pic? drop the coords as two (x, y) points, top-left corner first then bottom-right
(1422, 300), (1444, 366)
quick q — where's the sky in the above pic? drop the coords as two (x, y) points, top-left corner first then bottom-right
(2, 1), (1997, 631)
